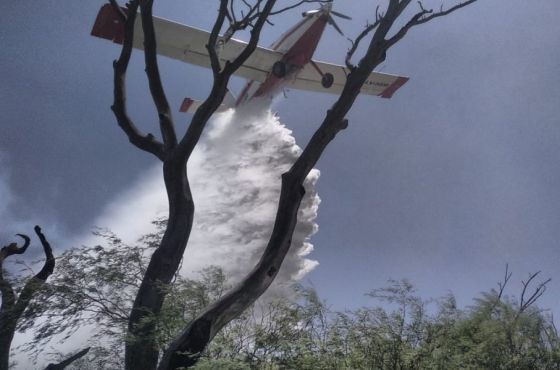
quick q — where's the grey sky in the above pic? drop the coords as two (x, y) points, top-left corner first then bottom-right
(2, 0), (560, 326)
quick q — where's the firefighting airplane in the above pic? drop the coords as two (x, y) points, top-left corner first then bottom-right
(91, 2), (408, 113)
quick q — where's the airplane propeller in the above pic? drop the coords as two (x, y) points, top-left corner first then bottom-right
(331, 10), (352, 20)
(327, 14), (345, 36)
(302, 6), (352, 37)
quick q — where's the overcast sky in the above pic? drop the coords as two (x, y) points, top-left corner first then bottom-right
(2, 0), (560, 332)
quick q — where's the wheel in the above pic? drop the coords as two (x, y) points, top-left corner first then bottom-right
(272, 61), (287, 78)
(321, 73), (334, 88)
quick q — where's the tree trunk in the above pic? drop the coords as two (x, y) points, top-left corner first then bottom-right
(0, 325), (16, 370)
(125, 157), (194, 370)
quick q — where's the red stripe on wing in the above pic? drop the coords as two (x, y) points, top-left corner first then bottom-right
(379, 76), (409, 99)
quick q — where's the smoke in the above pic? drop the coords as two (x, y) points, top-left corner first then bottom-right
(81, 101), (320, 291)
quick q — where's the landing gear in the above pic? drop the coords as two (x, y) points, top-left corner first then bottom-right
(272, 61), (287, 78)
(321, 72), (334, 88)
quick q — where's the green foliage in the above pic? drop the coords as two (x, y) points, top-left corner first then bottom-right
(157, 265), (229, 348)
(193, 358), (251, 370)
(14, 228), (149, 366)
(15, 227), (559, 369)
(194, 278), (559, 370)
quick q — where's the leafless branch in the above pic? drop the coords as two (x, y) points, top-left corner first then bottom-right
(222, 0), (263, 42)
(415, 0), (478, 25)
(208, 0), (230, 75)
(223, 1), (276, 75)
(33, 226), (55, 281)
(226, 0), (236, 24)
(486, 264), (512, 314)
(385, 7), (430, 49)
(346, 13), (381, 70)
(139, 0), (178, 150)
(1, 234), (31, 259)
(110, 0), (165, 160)
(386, 0), (479, 48)
(497, 263), (512, 301)
(519, 271), (551, 314)
(176, 0), (278, 160)
(222, 1), (329, 42)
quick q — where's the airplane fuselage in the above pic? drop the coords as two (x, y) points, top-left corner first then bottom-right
(235, 7), (330, 105)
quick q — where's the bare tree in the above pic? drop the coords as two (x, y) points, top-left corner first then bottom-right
(106, 0), (481, 368)
(0, 226), (54, 370)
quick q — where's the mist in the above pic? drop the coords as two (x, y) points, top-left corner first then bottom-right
(81, 101), (319, 287)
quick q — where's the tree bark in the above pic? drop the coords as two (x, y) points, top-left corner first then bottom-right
(125, 157), (194, 369)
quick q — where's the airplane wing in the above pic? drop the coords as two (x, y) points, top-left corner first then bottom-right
(292, 60), (409, 99)
(91, 4), (282, 83)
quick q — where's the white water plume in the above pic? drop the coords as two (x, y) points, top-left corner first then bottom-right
(82, 101), (320, 290)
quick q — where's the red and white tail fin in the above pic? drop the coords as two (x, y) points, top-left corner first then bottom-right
(179, 98), (203, 113)
(179, 89), (238, 114)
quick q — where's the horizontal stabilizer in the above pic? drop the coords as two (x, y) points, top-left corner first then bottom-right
(179, 98), (203, 113)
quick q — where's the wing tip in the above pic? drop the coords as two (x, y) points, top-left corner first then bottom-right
(91, 4), (125, 44)
(379, 76), (409, 99)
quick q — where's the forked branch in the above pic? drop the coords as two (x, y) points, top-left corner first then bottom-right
(110, 0), (165, 160)
(497, 264), (512, 301)
(222, 0), (330, 41)
(208, 0), (230, 75)
(139, 0), (178, 150)
(176, 0), (278, 160)
(345, 11), (381, 70)
(386, 0), (479, 48)
(519, 271), (551, 314)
